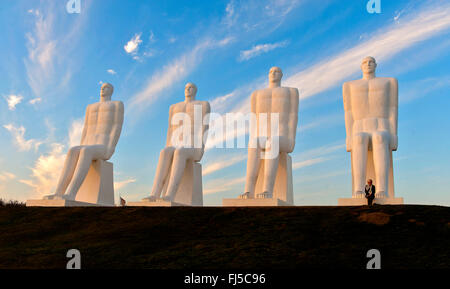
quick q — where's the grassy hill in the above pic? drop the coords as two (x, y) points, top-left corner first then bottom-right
(0, 205), (448, 269)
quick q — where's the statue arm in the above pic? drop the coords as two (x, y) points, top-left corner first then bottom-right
(106, 102), (124, 159)
(389, 78), (398, 151)
(343, 82), (353, 152)
(287, 88), (299, 153)
(80, 106), (90, 146)
(165, 105), (174, 147)
(249, 91), (258, 148)
(202, 102), (211, 148)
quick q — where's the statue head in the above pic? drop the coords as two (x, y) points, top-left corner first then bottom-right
(100, 83), (114, 101)
(269, 67), (283, 85)
(361, 56), (377, 75)
(185, 82), (197, 101)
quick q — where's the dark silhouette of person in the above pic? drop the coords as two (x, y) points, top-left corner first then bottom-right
(365, 179), (376, 206)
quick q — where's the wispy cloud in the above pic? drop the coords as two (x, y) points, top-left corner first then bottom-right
(203, 154), (247, 176)
(284, 3), (450, 100)
(292, 157), (329, 170)
(107, 69), (117, 75)
(3, 124), (42, 151)
(68, 118), (83, 147)
(127, 37), (232, 118)
(24, 2), (89, 98)
(4, 94), (23, 110)
(29, 97), (42, 105)
(203, 176), (245, 195)
(114, 178), (137, 191)
(0, 172), (16, 182)
(19, 143), (65, 198)
(239, 40), (289, 61)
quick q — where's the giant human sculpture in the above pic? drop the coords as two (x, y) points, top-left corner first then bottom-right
(224, 67), (299, 206)
(137, 83), (210, 206)
(339, 56), (403, 205)
(29, 83), (124, 206)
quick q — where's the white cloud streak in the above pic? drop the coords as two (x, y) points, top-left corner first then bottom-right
(203, 154), (247, 176)
(284, 3), (450, 100)
(239, 40), (289, 61)
(3, 124), (42, 151)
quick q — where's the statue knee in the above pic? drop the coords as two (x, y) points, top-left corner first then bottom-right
(68, 146), (81, 154)
(78, 147), (92, 159)
(161, 147), (174, 157)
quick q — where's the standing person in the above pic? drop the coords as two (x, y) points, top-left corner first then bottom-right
(365, 179), (376, 206)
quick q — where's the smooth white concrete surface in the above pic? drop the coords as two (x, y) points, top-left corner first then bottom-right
(341, 57), (402, 203)
(222, 198), (292, 207)
(127, 200), (186, 207)
(75, 160), (115, 206)
(228, 67), (298, 206)
(28, 83), (123, 207)
(26, 199), (111, 207)
(143, 83), (210, 206)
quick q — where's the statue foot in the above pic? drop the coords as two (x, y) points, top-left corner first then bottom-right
(162, 196), (172, 202)
(353, 191), (365, 199)
(256, 191), (273, 199)
(61, 194), (75, 201)
(375, 191), (386, 198)
(43, 194), (62, 200)
(239, 192), (250, 199)
(142, 196), (157, 202)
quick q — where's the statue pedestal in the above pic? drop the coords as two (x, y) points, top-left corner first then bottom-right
(128, 161), (203, 207)
(127, 200), (185, 207)
(26, 160), (115, 207)
(338, 197), (404, 206)
(222, 153), (294, 207)
(222, 197), (291, 207)
(26, 199), (107, 207)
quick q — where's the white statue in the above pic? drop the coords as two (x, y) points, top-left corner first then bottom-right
(343, 56), (398, 199)
(143, 83), (210, 204)
(242, 67), (299, 200)
(44, 83), (124, 201)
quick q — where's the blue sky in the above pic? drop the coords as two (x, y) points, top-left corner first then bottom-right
(0, 0), (449, 206)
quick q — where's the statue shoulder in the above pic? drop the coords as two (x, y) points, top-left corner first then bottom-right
(343, 79), (358, 87)
(111, 100), (124, 109)
(198, 100), (210, 110)
(287, 87), (299, 97)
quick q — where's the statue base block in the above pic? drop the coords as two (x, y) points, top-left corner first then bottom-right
(26, 199), (113, 207)
(127, 200), (186, 207)
(222, 198), (292, 207)
(338, 197), (404, 206)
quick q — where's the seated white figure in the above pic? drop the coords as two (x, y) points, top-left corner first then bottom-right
(143, 83), (210, 205)
(343, 57), (398, 199)
(44, 83), (124, 203)
(241, 67), (299, 204)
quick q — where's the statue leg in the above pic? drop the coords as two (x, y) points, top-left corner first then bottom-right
(164, 148), (196, 201)
(372, 131), (390, 198)
(45, 146), (82, 199)
(244, 148), (261, 197)
(63, 145), (107, 200)
(148, 147), (175, 199)
(262, 152), (280, 197)
(352, 132), (369, 197)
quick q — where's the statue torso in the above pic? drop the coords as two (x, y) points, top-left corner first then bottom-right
(347, 77), (393, 133)
(83, 101), (123, 147)
(254, 86), (296, 137)
(168, 100), (209, 148)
